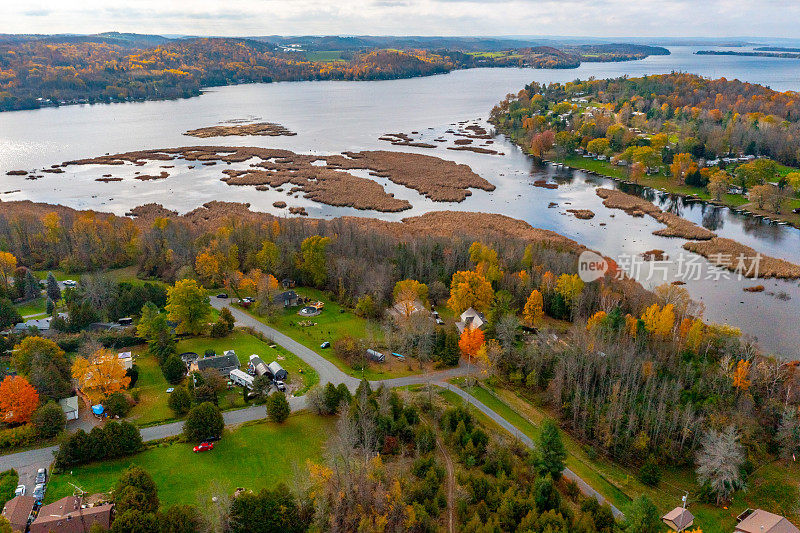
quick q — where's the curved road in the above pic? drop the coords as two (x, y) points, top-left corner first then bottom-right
(1, 299), (622, 519)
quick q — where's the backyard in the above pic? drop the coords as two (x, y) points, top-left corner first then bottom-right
(125, 329), (319, 427)
(239, 287), (426, 380)
(45, 413), (334, 507)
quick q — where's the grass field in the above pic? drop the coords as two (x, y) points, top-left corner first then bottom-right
(304, 50), (345, 62)
(241, 287), (423, 381)
(45, 413), (334, 508)
(126, 348), (176, 426)
(14, 296), (45, 317)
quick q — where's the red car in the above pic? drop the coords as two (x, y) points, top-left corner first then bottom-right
(193, 442), (214, 453)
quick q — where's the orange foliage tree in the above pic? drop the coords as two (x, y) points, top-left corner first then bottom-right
(0, 375), (39, 425)
(732, 359), (752, 392)
(72, 348), (131, 404)
(459, 327), (485, 360)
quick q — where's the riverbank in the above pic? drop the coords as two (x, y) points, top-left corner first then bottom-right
(553, 155), (800, 228)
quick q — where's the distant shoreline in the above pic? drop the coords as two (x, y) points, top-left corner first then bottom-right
(696, 50), (800, 59)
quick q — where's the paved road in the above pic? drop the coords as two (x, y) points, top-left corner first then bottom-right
(2, 298), (621, 519)
(439, 383), (624, 519)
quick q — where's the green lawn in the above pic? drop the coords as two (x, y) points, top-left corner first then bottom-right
(46, 414), (334, 508)
(126, 348), (176, 427)
(241, 288), (421, 381)
(14, 296), (45, 317)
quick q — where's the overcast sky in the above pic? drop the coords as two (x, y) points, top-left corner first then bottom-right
(4, 0), (800, 39)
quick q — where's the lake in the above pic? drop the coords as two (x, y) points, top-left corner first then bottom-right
(1, 46), (799, 356)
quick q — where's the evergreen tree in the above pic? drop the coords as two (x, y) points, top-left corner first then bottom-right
(536, 420), (566, 480)
(46, 272), (61, 301)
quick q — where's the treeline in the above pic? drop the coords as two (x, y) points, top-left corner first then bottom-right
(0, 37), (453, 111)
(492, 72), (800, 167)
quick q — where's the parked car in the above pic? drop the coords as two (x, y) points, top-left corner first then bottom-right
(166, 387), (175, 394)
(216, 293), (228, 299)
(32, 484), (45, 502)
(320, 341), (330, 349)
(15, 485), (25, 497)
(193, 442), (214, 453)
(275, 380), (286, 392)
(63, 280), (77, 287)
(35, 468), (47, 485)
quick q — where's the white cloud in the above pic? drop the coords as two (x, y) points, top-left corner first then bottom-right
(1, 0), (799, 38)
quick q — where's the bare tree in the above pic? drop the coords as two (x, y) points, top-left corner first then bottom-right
(695, 426), (745, 504)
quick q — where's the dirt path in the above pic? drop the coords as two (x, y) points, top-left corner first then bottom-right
(436, 436), (455, 533)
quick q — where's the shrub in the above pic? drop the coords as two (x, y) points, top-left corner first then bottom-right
(209, 319), (229, 338)
(168, 386), (191, 416)
(161, 354), (187, 384)
(32, 401), (67, 438)
(104, 392), (132, 418)
(125, 365), (139, 388)
(183, 402), (224, 442)
(266, 392), (290, 423)
(638, 456), (661, 487)
(219, 307), (235, 332)
(0, 425), (37, 451)
(0, 469), (19, 505)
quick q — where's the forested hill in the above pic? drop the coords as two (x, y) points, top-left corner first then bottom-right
(0, 33), (668, 112)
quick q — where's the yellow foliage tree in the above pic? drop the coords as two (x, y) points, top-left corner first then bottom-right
(195, 249), (224, 287)
(447, 271), (494, 315)
(392, 279), (429, 306)
(586, 310), (607, 332)
(0, 251), (16, 289)
(522, 290), (544, 327)
(641, 303), (675, 339)
(625, 314), (639, 338)
(468, 242), (502, 282)
(72, 348), (131, 404)
(555, 274), (584, 306)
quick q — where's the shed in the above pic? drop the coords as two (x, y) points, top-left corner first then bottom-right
(661, 507), (694, 531)
(366, 349), (385, 363)
(59, 395), (79, 421)
(268, 361), (287, 380)
(274, 290), (299, 307)
(248, 355), (270, 377)
(2, 495), (35, 533)
(117, 351), (133, 370)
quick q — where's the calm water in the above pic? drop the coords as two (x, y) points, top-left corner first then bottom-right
(1, 46), (799, 356)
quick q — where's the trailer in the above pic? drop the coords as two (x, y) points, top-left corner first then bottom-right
(268, 361), (288, 381)
(248, 355), (270, 377)
(366, 349), (385, 363)
(230, 369), (254, 389)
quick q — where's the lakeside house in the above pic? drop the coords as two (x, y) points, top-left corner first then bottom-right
(734, 509), (800, 533)
(30, 495), (113, 533)
(2, 495), (35, 533)
(59, 395), (80, 421)
(455, 307), (486, 333)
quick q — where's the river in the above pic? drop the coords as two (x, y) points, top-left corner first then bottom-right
(1, 46), (799, 356)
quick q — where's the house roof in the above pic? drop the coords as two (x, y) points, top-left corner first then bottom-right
(736, 509), (800, 533)
(195, 353), (239, 373)
(274, 290), (298, 302)
(662, 507), (694, 530)
(2, 495), (35, 531)
(456, 307), (486, 332)
(59, 395), (79, 415)
(30, 496), (113, 533)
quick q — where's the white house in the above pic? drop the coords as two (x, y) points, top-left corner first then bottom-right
(58, 396), (79, 421)
(455, 307), (486, 333)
